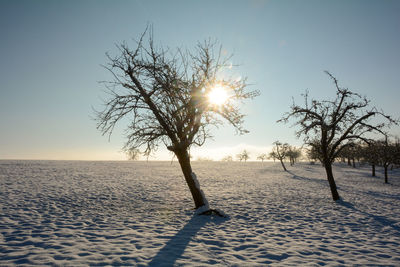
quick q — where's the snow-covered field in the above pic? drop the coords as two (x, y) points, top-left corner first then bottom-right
(1, 160), (400, 266)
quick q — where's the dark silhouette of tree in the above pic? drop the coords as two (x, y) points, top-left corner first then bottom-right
(394, 138), (400, 167)
(268, 151), (277, 162)
(337, 145), (353, 166)
(306, 143), (320, 164)
(375, 137), (396, 183)
(279, 71), (396, 201)
(96, 29), (258, 213)
(305, 139), (324, 165)
(287, 146), (301, 166)
(271, 141), (290, 171)
(237, 150), (250, 162)
(360, 142), (380, 177)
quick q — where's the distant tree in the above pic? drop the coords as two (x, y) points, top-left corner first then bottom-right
(360, 141), (380, 177)
(221, 155), (233, 162)
(237, 150), (250, 162)
(375, 137), (397, 183)
(337, 144), (353, 166)
(196, 157), (213, 162)
(287, 146), (301, 166)
(279, 71), (396, 201)
(257, 153), (267, 162)
(337, 143), (360, 167)
(271, 141), (290, 171)
(394, 138), (400, 167)
(268, 151), (278, 162)
(306, 141), (322, 164)
(126, 148), (140, 160)
(95, 28), (258, 213)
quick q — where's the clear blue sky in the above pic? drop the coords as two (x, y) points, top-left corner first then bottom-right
(1, 0), (399, 160)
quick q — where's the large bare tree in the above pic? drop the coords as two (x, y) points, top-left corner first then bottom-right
(95, 29), (258, 213)
(279, 71), (396, 200)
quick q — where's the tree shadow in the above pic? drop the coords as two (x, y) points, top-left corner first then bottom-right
(148, 214), (227, 266)
(337, 200), (400, 232)
(286, 170), (327, 185)
(287, 170), (400, 232)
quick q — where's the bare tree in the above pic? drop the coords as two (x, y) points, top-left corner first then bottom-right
(237, 150), (250, 162)
(257, 153), (267, 162)
(375, 137), (396, 183)
(339, 143), (360, 167)
(268, 151), (277, 162)
(279, 71), (396, 200)
(359, 142), (379, 176)
(305, 140), (325, 165)
(95, 29), (258, 213)
(287, 146), (301, 166)
(271, 141), (290, 171)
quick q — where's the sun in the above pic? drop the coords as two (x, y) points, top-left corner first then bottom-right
(207, 84), (229, 106)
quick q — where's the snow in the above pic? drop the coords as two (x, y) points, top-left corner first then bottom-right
(1, 160), (400, 266)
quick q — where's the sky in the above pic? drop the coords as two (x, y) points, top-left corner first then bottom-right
(1, 0), (400, 161)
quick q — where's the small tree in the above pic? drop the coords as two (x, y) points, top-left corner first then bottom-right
(268, 151), (277, 162)
(287, 146), (301, 166)
(279, 71), (396, 201)
(360, 141), (380, 177)
(375, 137), (396, 183)
(257, 153), (267, 162)
(272, 141), (290, 171)
(306, 139), (324, 164)
(221, 155), (233, 162)
(394, 138), (400, 168)
(337, 144), (354, 166)
(96, 29), (258, 213)
(237, 150), (250, 162)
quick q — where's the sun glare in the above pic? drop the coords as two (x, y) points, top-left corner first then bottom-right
(207, 85), (229, 106)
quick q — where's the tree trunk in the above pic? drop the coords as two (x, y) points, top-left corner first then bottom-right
(175, 148), (208, 209)
(384, 164), (388, 184)
(279, 159), (287, 171)
(347, 158), (351, 166)
(372, 164), (376, 177)
(324, 163), (340, 201)
(352, 158), (356, 168)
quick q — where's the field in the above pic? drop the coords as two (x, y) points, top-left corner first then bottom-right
(1, 160), (400, 266)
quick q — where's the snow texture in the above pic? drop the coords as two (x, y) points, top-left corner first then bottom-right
(1, 160), (400, 266)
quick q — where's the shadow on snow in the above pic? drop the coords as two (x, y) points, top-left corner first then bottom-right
(286, 170), (327, 186)
(148, 214), (227, 266)
(337, 200), (400, 233)
(287, 170), (400, 233)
